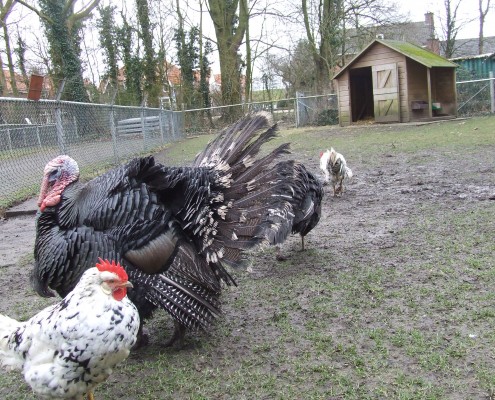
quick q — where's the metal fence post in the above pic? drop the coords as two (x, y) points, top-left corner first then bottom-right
(55, 79), (66, 154)
(141, 96), (148, 152)
(171, 111), (177, 140)
(490, 71), (494, 113)
(110, 105), (119, 164)
(6, 128), (13, 154)
(158, 108), (165, 145)
(140, 107), (146, 151)
(36, 125), (42, 148)
(73, 115), (79, 139)
(55, 104), (66, 154)
(295, 93), (300, 128)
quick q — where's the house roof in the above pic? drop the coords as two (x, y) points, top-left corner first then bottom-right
(342, 13), (437, 57)
(334, 39), (457, 79)
(444, 37), (495, 58)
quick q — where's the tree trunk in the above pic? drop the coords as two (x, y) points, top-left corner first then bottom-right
(136, 0), (158, 106)
(441, 0), (462, 59)
(3, 23), (18, 96)
(38, 0), (99, 103)
(208, 0), (248, 121)
(199, 1), (214, 128)
(302, 0), (341, 94)
(478, 0), (491, 54)
(0, 55), (6, 96)
(243, 0), (252, 104)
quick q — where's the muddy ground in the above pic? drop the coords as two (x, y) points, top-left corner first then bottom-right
(0, 121), (494, 399)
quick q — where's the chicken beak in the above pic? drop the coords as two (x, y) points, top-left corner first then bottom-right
(121, 281), (133, 289)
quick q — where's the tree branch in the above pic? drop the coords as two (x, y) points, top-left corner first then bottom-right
(66, 0), (100, 32)
(12, 0), (53, 24)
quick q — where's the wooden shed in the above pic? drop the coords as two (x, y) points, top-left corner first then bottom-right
(334, 39), (458, 126)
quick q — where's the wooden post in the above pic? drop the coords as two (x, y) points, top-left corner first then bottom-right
(427, 68), (433, 118)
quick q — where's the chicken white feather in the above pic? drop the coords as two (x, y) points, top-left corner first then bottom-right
(320, 147), (353, 196)
(0, 260), (139, 400)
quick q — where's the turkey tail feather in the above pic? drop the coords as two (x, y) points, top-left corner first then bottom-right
(129, 270), (221, 331)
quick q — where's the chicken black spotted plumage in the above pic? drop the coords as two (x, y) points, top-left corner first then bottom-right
(275, 161), (324, 251)
(0, 259), (139, 400)
(32, 113), (295, 347)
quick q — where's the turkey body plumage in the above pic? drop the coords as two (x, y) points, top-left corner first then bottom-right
(32, 113), (296, 345)
(0, 262), (139, 400)
(276, 161), (324, 250)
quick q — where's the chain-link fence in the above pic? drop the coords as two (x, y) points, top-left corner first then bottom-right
(181, 93), (339, 136)
(182, 100), (297, 136)
(456, 75), (495, 117)
(1, 77), (493, 210)
(0, 97), (184, 208)
(296, 93), (339, 127)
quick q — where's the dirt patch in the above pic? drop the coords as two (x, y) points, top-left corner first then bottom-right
(1, 122), (494, 399)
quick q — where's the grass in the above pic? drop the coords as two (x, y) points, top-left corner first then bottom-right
(0, 115), (494, 399)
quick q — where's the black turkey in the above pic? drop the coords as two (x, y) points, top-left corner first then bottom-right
(32, 113), (296, 347)
(274, 161), (324, 251)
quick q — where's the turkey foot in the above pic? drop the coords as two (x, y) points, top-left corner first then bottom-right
(132, 325), (150, 350)
(164, 321), (186, 348)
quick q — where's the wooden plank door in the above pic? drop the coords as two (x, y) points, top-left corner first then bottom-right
(372, 63), (400, 122)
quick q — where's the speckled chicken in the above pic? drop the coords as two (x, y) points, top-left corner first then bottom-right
(32, 113), (295, 346)
(0, 259), (139, 400)
(320, 147), (353, 196)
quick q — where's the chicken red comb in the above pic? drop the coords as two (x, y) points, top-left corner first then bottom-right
(319, 151), (323, 157)
(95, 258), (128, 281)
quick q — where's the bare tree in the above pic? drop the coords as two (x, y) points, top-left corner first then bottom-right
(241, 0), (292, 103)
(300, 0), (402, 94)
(14, 0), (102, 101)
(438, 0), (476, 58)
(150, 0), (175, 105)
(0, 0), (19, 95)
(477, 0), (492, 54)
(265, 40), (316, 97)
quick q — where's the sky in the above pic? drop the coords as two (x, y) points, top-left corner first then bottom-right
(397, 0), (495, 41)
(5, 0), (495, 89)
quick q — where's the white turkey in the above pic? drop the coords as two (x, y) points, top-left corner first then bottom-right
(320, 147), (353, 196)
(0, 259), (139, 400)
(32, 113), (295, 347)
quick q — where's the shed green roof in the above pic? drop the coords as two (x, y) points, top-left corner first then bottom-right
(334, 39), (457, 79)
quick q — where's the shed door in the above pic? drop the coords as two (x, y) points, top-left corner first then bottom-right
(372, 63), (399, 122)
